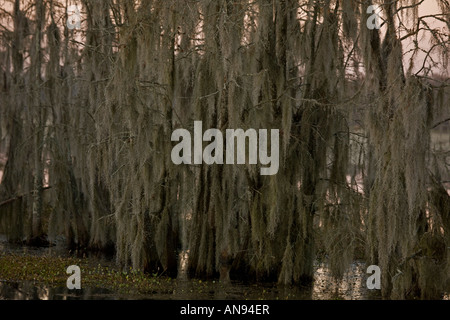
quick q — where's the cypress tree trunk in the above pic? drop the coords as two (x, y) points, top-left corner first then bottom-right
(29, 0), (46, 244)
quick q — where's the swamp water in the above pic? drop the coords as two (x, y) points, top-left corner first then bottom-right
(0, 236), (380, 300)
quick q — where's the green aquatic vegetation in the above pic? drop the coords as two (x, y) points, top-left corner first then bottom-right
(0, 253), (176, 294)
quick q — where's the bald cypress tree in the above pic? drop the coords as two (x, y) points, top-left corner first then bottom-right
(0, 0), (448, 299)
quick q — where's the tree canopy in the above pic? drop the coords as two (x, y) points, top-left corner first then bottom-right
(0, 0), (449, 299)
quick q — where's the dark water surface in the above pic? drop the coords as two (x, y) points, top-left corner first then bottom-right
(0, 235), (381, 300)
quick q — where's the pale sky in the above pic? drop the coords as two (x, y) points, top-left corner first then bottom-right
(403, 0), (449, 75)
(0, 0), (447, 75)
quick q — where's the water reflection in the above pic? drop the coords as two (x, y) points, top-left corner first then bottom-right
(0, 264), (381, 300)
(0, 237), (381, 300)
(0, 280), (310, 300)
(0, 281), (115, 300)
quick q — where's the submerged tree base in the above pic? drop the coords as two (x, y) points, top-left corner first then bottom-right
(0, 250), (389, 300)
(25, 235), (50, 248)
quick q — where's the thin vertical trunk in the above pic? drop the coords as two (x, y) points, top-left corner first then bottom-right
(30, 0), (46, 242)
